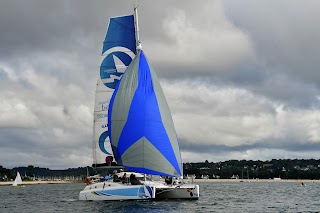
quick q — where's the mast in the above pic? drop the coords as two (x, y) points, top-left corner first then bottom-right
(134, 5), (142, 51)
(92, 129), (96, 168)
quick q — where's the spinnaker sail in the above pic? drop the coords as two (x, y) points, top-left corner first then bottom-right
(108, 50), (183, 177)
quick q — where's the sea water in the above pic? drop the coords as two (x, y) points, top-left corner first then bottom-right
(1, 182), (320, 213)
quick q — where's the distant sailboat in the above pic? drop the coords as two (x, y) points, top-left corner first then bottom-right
(12, 172), (24, 187)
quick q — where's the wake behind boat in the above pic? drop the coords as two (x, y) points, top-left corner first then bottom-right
(79, 5), (199, 201)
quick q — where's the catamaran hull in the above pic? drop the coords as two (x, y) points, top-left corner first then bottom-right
(155, 184), (200, 200)
(79, 182), (156, 201)
(79, 181), (199, 201)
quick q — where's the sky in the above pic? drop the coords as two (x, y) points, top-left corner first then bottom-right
(1, 0), (320, 169)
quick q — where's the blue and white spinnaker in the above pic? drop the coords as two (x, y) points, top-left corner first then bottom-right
(108, 50), (183, 177)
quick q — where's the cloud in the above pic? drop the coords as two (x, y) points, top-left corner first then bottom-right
(0, 98), (40, 128)
(224, 0), (320, 87)
(1, 1), (320, 168)
(145, 1), (255, 74)
(0, 53), (93, 169)
(161, 80), (320, 162)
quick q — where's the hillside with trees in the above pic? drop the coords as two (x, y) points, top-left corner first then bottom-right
(184, 159), (320, 179)
(1, 159), (320, 181)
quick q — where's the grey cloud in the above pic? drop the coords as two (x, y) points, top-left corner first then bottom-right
(224, 0), (320, 87)
(1, 0), (320, 168)
(248, 72), (320, 108)
(181, 138), (320, 158)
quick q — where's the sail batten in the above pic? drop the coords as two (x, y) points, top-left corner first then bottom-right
(108, 51), (182, 177)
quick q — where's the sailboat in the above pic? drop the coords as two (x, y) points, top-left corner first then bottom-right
(79, 6), (199, 201)
(12, 171), (25, 187)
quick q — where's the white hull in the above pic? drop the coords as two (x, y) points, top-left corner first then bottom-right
(79, 181), (156, 201)
(79, 180), (199, 201)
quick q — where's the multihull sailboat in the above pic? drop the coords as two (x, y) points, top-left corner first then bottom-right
(79, 6), (199, 201)
(12, 171), (25, 187)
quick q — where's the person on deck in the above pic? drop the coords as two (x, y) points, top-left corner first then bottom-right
(85, 177), (91, 185)
(121, 173), (128, 184)
(130, 174), (142, 185)
(165, 176), (172, 184)
(113, 170), (120, 182)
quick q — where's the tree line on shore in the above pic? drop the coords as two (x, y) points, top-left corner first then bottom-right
(1, 159), (320, 180)
(185, 159), (320, 179)
(0, 165), (92, 181)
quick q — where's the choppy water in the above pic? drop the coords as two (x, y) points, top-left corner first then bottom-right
(1, 182), (320, 213)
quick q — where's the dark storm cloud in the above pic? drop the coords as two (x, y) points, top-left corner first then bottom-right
(223, 0), (320, 100)
(0, 1), (127, 56)
(181, 138), (320, 155)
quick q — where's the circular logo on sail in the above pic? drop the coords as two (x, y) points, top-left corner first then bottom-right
(99, 131), (111, 155)
(100, 47), (135, 89)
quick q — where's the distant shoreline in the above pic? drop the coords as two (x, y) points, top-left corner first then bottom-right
(1, 178), (318, 186)
(0, 180), (81, 186)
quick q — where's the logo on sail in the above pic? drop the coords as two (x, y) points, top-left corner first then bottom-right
(100, 46), (135, 89)
(99, 131), (111, 155)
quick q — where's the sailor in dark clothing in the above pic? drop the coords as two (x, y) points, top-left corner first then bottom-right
(121, 173), (128, 184)
(130, 173), (135, 183)
(113, 170), (120, 182)
(130, 173), (142, 185)
(165, 176), (172, 184)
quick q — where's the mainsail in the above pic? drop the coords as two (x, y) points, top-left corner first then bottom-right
(108, 50), (183, 177)
(93, 15), (136, 166)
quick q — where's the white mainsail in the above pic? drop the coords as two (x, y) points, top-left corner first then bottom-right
(12, 171), (23, 186)
(92, 14), (137, 167)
